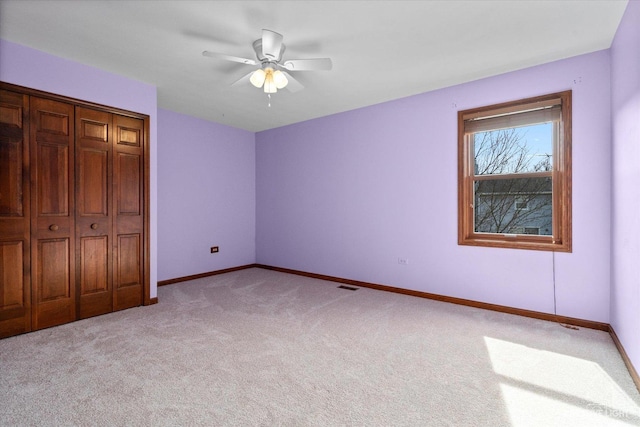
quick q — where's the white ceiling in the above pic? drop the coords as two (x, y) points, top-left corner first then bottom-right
(0, 0), (628, 132)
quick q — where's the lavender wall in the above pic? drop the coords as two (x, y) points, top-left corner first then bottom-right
(611, 1), (640, 373)
(157, 109), (255, 280)
(0, 39), (159, 298)
(256, 50), (612, 322)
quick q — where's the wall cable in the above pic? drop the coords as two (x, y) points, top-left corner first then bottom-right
(552, 250), (557, 315)
(553, 250), (579, 330)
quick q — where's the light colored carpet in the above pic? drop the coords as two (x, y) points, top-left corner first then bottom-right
(1, 268), (639, 426)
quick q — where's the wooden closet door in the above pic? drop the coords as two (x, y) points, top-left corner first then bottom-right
(76, 107), (113, 318)
(30, 97), (75, 330)
(113, 114), (144, 311)
(0, 90), (31, 338)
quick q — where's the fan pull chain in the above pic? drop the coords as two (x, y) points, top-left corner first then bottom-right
(267, 94), (271, 107)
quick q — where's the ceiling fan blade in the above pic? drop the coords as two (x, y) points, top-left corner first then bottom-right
(262, 29), (284, 60)
(231, 71), (255, 87)
(202, 51), (256, 65)
(283, 58), (333, 71)
(281, 71), (304, 93)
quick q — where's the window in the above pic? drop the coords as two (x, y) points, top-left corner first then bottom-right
(524, 227), (540, 235)
(458, 91), (571, 252)
(514, 198), (529, 211)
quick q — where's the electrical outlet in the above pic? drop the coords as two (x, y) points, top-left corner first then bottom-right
(210, 246), (219, 254)
(398, 258), (409, 265)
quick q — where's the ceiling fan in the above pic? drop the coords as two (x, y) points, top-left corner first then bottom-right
(202, 29), (332, 94)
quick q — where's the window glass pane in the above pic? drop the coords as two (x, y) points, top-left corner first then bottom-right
(473, 122), (553, 175)
(474, 177), (552, 236)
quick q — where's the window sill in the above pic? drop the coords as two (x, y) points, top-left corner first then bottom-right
(459, 234), (571, 252)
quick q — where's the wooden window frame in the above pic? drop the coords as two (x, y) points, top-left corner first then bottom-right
(458, 91), (572, 252)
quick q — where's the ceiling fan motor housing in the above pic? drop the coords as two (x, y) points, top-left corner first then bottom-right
(253, 39), (286, 63)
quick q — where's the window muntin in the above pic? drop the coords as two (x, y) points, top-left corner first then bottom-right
(458, 91), (571, 252)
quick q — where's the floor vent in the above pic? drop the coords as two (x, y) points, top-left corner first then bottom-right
(338, 285), (359, 291)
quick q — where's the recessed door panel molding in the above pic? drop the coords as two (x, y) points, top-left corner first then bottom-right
(33, 237), (74, 329)
(80, 119), (108, 142)
(116, 233), (141, 288)
(0, 140), (23, 216)
(114, 233), (142, 311)
(78, 149), (108, 216)
(0, 88), (30, 338)
(0, 102), (23, 129)
(116, 153), (141, 215)
(37, 143), (70, 216)
(0, 92), (25, 218)
(78, 232), (112, 319)
(0, 241), (24, 310)
(116, 122), (141, 147)
(80, 236), (108, 294)
(37, 238), (70, 302)
(117, 127), (140, 147)
(37, 110), (69, 136)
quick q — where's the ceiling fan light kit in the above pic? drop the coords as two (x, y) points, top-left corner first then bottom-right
(272, 69), (288, 90)
(249, 68), (266, 88)
(203, 29), (332, 97)
(250, 66), (289, 93)
(261, 68), (278, 93)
